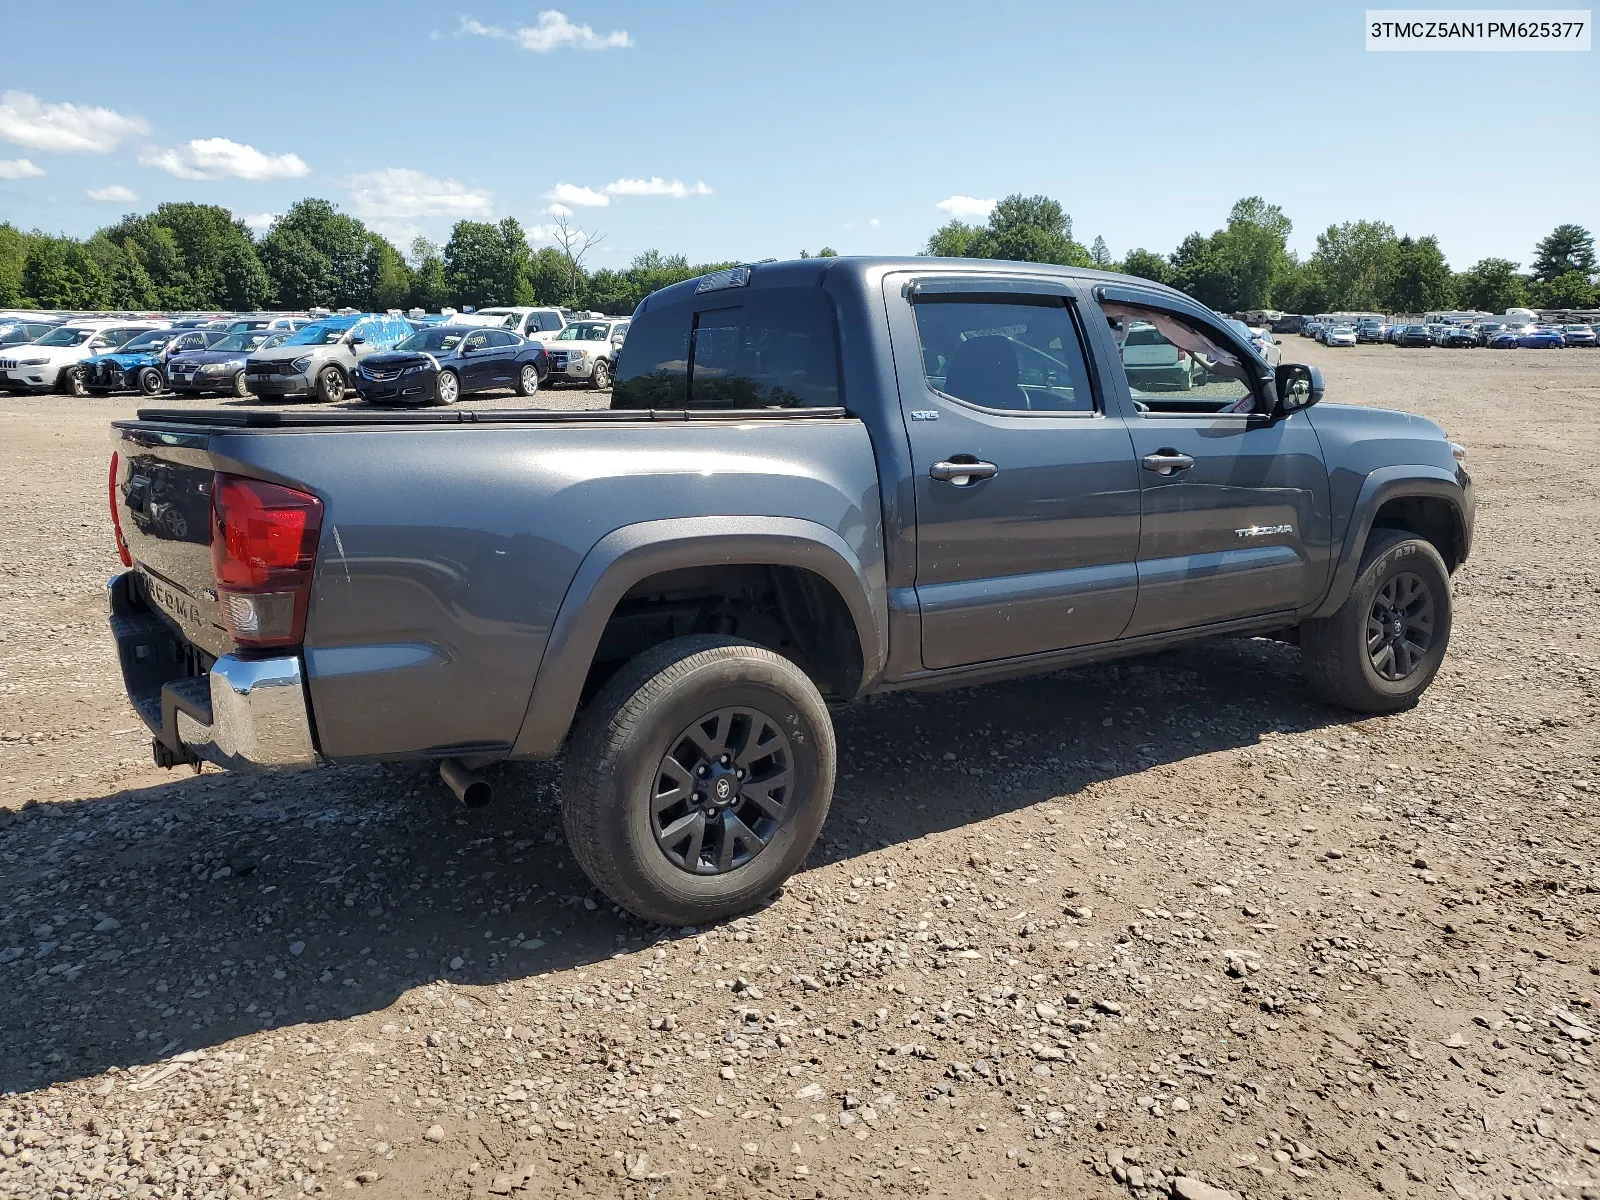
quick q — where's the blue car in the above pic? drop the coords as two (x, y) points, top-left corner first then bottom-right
(81, 327), (228, 396)
(1486, 330), (1523, 348)
(167, 328), (292, 397)
(1518, 328), (1566, 349)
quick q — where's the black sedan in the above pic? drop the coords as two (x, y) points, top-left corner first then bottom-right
(1394, 325), (1433, 347)
(1436, 326), (1478, 348)
(352, 325), (548, 405)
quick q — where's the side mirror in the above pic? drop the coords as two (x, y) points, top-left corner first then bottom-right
(349, 336), (366, 347)
(1274, 363), (1324, 415)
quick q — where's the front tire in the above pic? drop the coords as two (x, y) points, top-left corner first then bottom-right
(315, 366), (346, 404)
(434, 369), (460, 405)
(590, 358), (611, 390)
(60, 366), (87, 397)
(136, 367), (165, 397)
(231, 370), (249, 399)
(561, 635), (836, 926)
(516, 362), (541, 397)
(1300, 530), (1452, 714)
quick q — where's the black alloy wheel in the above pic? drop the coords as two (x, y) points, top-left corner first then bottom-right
(1366, 570), (1434, 681)
(137, 367), (164, 396)
(651, 707), (793, 875)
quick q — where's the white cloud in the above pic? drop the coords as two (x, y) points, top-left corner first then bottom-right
(140, 137), (310, 181)
(237, 211), (278, 232)
(601, 176), (712, 199)
(545, 202), (574, 217)
(348, 167), (493, 221)
(0, 157), (45, 179)
(0, 91), (148, 154)
(459, 10), (632, 52)
(545, 181), (609, 208)
(869, 217), (881, 227)
(86, 184), (138, 203)
(935, 195), (997, 219)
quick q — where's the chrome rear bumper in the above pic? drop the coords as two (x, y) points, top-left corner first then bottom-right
(176, 655), (317, 770)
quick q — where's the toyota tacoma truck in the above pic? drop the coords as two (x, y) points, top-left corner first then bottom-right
(106, 257), (1473, 926)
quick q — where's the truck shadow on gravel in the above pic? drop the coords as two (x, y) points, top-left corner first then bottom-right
(0, 635), (1352, 1094)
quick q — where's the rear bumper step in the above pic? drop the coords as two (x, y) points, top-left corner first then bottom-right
(109, 571), (318, 771)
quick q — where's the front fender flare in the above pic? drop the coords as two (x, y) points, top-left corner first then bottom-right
(510, 516), (886, 758)
(1309, 465), (1470, 619)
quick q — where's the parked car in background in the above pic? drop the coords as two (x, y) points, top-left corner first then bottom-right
(463, 306), (569, 344)
(1271, 314), (1304, 334)
(353, 325), (548, 405)
(226, 316), (311, 334)
(1355, 320), (1385, 343)
(1321, 324), (1358, 347)
(0, 317), (65, 348)
(1119, 321), (1208, 388)
(1486, 330), (1522, 348)
(1560, 324), (1597, 347)
(1395, 325), (1433, 347)
(545, 317), (630, 388)
(82, 327), (229, 396)
(0, 321), (168, 395)
(1301, 321), (1324, 340)
(1518, 328), (1566, 349)
(1436, 326), (1478, 348)
(244, 312), (415, 402)
(168, 329), (291, 397)
(1223, 319), (1280, 366)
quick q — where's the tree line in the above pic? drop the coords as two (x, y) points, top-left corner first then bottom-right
(928, 197), (1598, 314)
(0, 199), (735, 317)
(1, 193), (1594, 318)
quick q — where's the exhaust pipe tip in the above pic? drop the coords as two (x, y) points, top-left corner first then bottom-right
(440, 758), (493, 808)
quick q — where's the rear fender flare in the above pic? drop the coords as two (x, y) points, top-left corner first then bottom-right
(1310, 466), (1469, 619)
(510, 516), (886, 758)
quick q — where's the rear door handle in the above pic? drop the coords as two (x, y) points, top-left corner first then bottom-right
(1141, 450), (1195, 476)
(930, 458), (998, 485)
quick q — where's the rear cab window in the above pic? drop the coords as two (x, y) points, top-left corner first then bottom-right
(612, 286), (841, 411)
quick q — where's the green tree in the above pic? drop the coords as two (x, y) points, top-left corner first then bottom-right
(799, 247), (839, 259)
(21, 236), (108, 308)
(0, 224), (33, 306)
(407, 237), (450, 311)
(923, 194), (1090, 267)
(444, 219), (531, 309)
(261, 199), (378, 309)
(1089, 236), (1111, 267)
(1382, 235), (1455, 314)
(1167, 197), (1293, 312)
(1275, 259), (1333, 315)
(1530, 224), (1596, 284)
(1309, 220), (1398, 309)
(924, 220), (983, 257)
(1532, 271), (1596, 309)
(1454, 258), (1528, 313)
(364, 235), (415, 311)
(528, 245), (573, 307)
(1116, 247), (1172, 286)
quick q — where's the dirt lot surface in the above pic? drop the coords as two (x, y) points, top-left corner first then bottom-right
(2, 345), (1599, 1200)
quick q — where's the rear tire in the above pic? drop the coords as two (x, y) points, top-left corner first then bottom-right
(1300, 530), (1452, 714)
(231, 370), (249, 398)
(516, 362), (540, 397)
(590, 359), (612, 390)
(561, 635), (836, 926)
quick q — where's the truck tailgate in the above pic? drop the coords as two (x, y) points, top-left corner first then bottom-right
(113, 426), (233, 658)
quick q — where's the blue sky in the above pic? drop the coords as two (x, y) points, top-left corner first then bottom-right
(0, 1), (1593, 271)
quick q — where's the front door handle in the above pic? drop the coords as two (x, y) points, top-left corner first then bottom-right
(930, 458), (998, 485)
(1141, 450), (1195, 476)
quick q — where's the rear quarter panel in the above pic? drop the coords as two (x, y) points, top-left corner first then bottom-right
(206, 418), (881, 761)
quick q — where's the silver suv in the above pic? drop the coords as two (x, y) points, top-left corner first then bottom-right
(244, 313), (415, 403)
(545, 317), (630, 388)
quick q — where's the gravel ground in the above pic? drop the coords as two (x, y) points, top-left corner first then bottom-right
(1, 345), (1598, 1200)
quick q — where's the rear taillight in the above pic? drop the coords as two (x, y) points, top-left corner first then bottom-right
(109, 452), (132, 568)
(210, 473), (323, 649)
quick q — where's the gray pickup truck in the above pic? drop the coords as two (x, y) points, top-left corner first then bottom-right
(107, 258), (1473, 925)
